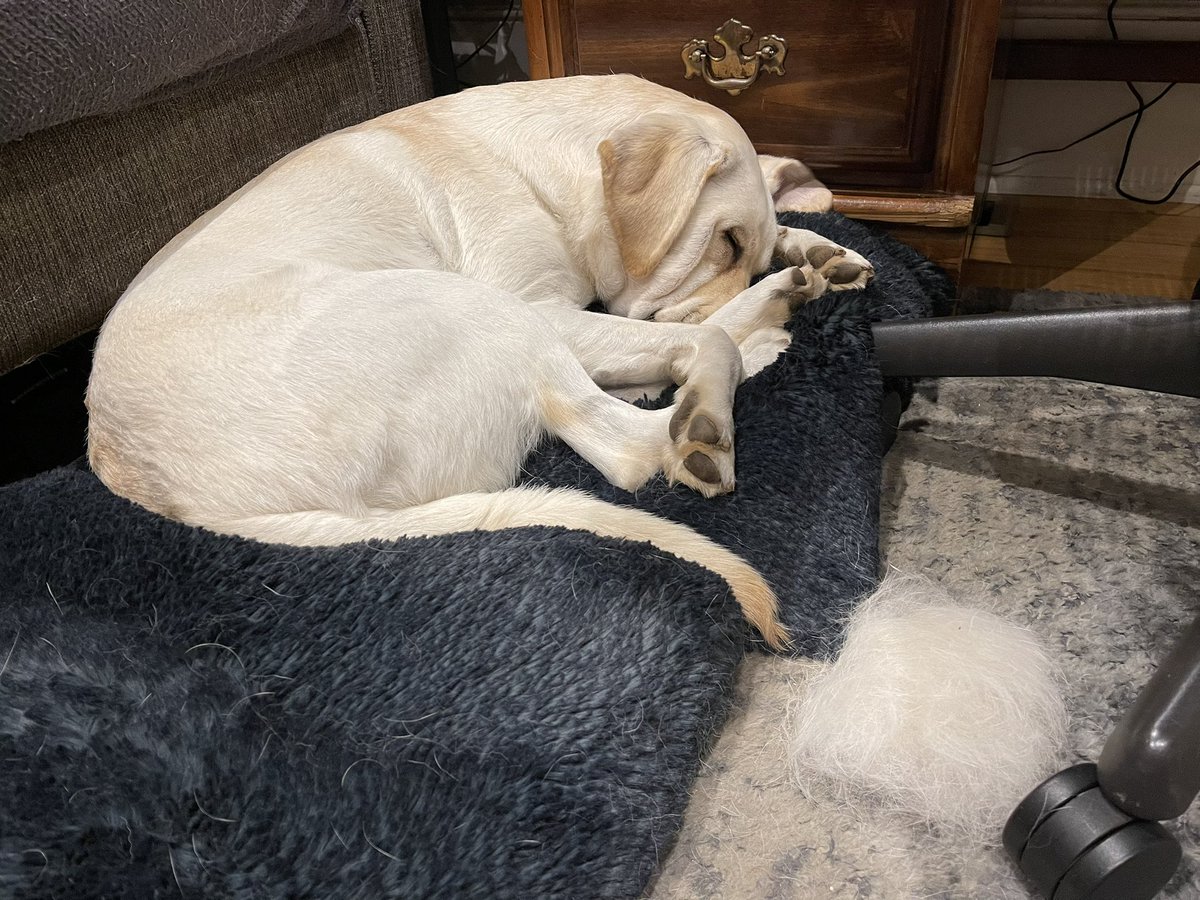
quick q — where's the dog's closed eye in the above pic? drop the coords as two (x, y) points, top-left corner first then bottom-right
(723, 228), (742, 266)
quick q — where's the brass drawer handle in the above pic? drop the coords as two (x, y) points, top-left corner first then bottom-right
(682, 19), (787, 96)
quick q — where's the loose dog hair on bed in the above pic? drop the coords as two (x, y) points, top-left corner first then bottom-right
(85, 75), (874, 649)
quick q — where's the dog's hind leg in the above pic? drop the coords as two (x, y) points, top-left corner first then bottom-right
(534, 308), (743, 496)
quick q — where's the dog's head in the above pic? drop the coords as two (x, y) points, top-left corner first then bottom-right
(599, 111), (831, 321)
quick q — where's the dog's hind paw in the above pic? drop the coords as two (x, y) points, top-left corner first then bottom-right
(666, 388), (736, 497)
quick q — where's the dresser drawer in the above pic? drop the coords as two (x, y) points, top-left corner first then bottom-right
(566, 1), (951, 188)
(525, 0), (1003, 268)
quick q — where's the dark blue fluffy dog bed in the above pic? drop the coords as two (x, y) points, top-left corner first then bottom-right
(0, 214), (948, 898)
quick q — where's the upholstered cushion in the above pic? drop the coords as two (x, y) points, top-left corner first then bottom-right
(0, 0), (431, 374)
(1, 0), (364, 144)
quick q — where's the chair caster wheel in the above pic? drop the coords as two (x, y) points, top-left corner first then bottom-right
(1004, 763), (1182, 899)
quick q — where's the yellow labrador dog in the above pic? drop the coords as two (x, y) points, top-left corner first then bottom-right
(86, 75), (873, 649)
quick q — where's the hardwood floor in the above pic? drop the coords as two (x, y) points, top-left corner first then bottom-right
(961, 194), (1200, 300)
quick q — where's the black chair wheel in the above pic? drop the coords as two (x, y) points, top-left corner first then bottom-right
(1005, 764), (1182, 900)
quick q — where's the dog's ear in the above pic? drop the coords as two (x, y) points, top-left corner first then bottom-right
(599, 115), (730, 279)
(758, 154), (833, 213)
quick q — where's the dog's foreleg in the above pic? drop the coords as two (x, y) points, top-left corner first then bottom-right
(536, 307), (743, 496)
(693, 267), (822, 378)
(697, 239), (867, 379)
(536, 306), (738, 389)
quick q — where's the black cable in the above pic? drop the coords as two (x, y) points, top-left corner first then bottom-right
(993, 0), (1198, 204)
(1105, 0), (1120, 41)
(454, 0), (517, 72)
(1113, 95), (1200, 205)
(992, 85), (1173, 168)
(1106, 0), (1199, 204)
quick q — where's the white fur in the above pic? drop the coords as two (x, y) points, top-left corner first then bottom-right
(84, 75), (874, 649)
(788, 572), (1068, 840)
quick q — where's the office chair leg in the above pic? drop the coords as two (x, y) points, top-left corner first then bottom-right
(1002, 612), (1200, 899)
(1098, 611), (1200, 822)
(872, 303), (1200, 399)
(871, 303), (1200, 896)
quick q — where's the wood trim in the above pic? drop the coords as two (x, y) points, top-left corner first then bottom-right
(933, 0), (1004, 195)
(900, 0), (954, 176)
(523, 0), (572, 79)
(832, 192), (975, 227)
(758, 143), (950, 182)
(1000, 39), (1200, 83)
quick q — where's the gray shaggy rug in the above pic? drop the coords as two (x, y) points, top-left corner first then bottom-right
(652, 368), (1200, 898)
(0, 213), (945, 898)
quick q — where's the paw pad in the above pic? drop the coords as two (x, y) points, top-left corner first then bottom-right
(687, 414), (721, 445)
(684, 451), (721, 484)
(806, 245), (845, 268)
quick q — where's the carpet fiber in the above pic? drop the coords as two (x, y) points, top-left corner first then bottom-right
(0, 213), (943, 898)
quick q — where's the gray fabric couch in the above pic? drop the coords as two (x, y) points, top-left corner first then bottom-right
(0, 0), (434, 374)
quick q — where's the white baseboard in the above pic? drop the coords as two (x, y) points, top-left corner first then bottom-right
(988, 174), (1200, 205)
(988, 81), (1200, 206)
(1010, 1), (1200, 39)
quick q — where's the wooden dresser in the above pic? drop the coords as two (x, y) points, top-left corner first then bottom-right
(523, 0), (1004, 278)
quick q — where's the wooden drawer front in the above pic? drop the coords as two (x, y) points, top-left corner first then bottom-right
(559, 0), (953, 187)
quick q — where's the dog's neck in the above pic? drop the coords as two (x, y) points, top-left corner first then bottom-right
(489, 132), (629, 308)
(564, 180), (628, 306)
(409, 87), (637, 309)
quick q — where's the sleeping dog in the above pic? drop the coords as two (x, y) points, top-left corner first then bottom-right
(86, 75), (873, 649)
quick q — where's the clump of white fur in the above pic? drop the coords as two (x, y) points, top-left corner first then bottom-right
(789, 572), (1067, 842)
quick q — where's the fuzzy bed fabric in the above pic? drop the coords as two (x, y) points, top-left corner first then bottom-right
(0, 213), (945, 898)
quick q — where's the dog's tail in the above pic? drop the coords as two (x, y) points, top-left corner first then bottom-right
(212, 486), (789, 649)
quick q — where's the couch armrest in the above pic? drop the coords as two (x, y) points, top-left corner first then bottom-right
(0, 0), (432, 375)
(360, 0), (436, 114)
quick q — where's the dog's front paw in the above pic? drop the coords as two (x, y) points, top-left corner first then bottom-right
(665, 388), (735, 497)
(776, 228), (875, 293)
(822, 250), (874, 291)
(757, 265), (828, 312)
